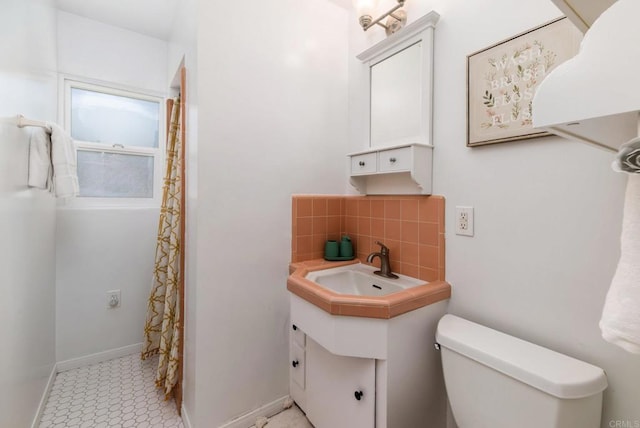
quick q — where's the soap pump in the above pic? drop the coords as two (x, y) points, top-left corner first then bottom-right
(340, 235), (353, 258)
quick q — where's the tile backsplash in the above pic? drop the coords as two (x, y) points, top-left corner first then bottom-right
(291, 195), (445, 281)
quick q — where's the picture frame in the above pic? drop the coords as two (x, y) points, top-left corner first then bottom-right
(466, 17), (582, 147)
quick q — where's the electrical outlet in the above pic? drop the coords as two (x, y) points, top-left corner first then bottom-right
(455, 206), (474, 237)
(107, 289), (121, 309)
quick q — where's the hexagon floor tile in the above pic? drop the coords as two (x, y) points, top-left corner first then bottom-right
(39, 353), (184, 428)
(249, 405), (312, 428)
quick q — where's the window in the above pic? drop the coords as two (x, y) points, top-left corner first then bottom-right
(64, 79), (163, 205)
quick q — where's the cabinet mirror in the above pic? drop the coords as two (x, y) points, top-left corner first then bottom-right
(370, 42), (422, 147)
(357, 12), (439, 149)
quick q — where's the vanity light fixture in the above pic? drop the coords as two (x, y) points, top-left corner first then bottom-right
(355, 0), (407, 36)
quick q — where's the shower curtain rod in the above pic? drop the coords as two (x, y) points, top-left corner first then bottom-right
(0, 114), (52, 133)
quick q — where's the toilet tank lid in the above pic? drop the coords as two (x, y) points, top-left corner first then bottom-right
(436, 314), (608, 399)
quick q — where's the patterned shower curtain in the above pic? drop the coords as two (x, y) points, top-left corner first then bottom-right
(142, 95), (182, 398)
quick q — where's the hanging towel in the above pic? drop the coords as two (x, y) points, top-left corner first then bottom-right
(49, 123), (79, 198)
(600, 139), (640, 353)
(27, 128), (52, 190)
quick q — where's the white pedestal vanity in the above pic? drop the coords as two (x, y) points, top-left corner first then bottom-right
(287, 261), (450, 428)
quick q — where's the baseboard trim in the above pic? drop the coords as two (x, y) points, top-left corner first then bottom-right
(218, 396), (291, 428)
(31, 363), (57, 428)
(56, 343), (143, 372)
(181, 403), (193, 428)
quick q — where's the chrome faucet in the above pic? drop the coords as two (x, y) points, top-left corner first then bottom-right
(366, 241), (399, 279)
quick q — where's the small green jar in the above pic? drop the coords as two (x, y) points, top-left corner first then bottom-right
(325, 240), (339, 258)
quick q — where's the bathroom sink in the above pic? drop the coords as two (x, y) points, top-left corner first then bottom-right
(287, 259), (450, 320)
(288, 259), (451, 358)
(305, 263), (423, 297)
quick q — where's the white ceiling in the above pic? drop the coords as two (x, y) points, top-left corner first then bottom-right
(56, 0), (181, 40)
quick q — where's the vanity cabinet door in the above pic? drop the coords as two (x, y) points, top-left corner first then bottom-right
(290, 341), (305, 389)
(290, 325), (307, 412)
(292, 323), (306, 347)
(306, 338), (375, 428)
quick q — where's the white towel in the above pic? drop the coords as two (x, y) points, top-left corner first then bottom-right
(49, 123), (79, 198)
(600, 173), (640, 353)
(27, 128), (52, 190)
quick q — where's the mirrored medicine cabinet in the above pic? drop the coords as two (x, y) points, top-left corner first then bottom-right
(358, 11), (439, 149)
(349, 11), (439, 195)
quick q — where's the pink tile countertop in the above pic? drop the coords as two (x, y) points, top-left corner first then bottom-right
(287, 259), (451, 319)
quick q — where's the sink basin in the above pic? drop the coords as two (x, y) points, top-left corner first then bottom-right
(288, 259), (451, 320)
(305, 263), (424, 297)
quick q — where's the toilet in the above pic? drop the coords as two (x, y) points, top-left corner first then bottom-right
(435, 314), (608, 428)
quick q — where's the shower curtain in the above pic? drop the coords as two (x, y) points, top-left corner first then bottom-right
(142, 95), (182, 398)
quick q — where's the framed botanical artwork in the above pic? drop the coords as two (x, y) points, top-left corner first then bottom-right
(467, 17), (582, 147)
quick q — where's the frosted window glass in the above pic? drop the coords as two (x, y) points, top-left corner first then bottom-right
(77, 150), (154, 198)
(71, 88), (159, 148)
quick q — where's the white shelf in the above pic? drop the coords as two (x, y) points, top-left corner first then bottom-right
(533, 0), (639, 152)
(550, 0), (616, 33)
(348, 143), (433, 195)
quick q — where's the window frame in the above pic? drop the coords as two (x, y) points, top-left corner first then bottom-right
(60, 77), (165, 208)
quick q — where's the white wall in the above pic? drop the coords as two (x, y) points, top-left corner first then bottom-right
(0, 0), (57, 426)
(350, 1), (636, 426)
(57, 11), (168, 93)
(167, 0), (198, 421)
(195, 0), (349, 425)
(55, 209), (157, 360)
(55, 11), (168, 362)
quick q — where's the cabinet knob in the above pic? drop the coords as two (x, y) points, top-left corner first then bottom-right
(359, 161), (366, 167)
(389, 157), (397, 163)
(292, 324), (297, 331)
(354, 390), (363, 401)
(292, 360), (299, 368)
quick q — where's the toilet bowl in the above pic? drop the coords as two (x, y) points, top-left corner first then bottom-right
(435, 314), (607, 428)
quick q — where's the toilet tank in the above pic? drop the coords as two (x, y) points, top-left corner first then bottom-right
(436, 315), (607, 428)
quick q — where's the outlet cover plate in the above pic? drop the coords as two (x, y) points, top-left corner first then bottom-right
(455, 206), (474, 237)
(107, 289), (121, 308)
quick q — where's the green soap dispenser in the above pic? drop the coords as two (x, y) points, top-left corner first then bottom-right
(340, 235), (353, 258)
